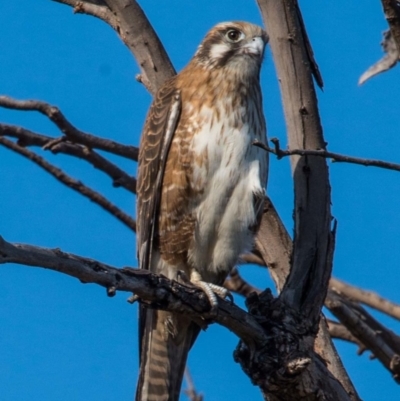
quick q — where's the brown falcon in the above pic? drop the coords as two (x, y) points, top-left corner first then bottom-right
(136, 21), (269, 401)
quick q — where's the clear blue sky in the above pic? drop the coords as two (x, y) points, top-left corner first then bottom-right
(1, 1), (400, 400)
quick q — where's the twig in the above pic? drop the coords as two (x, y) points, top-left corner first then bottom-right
(330, 278), (400, 321)
(254, 138), (400, 173)
(0, 123), (136, 193)
(0, 137), (136, 231)
(223, 268), (261, 298)
(0, 236), (267, 346)
(0, 96), (138, 160)
(184, 368), (203, 401)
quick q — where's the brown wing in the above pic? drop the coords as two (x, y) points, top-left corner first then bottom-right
(136, 76), (181, 272)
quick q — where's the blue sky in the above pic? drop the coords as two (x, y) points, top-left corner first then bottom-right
(1, 1), (400, 400)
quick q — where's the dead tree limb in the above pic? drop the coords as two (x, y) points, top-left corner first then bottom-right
(254, 138), (400, 173)
(0, 123), (136, 193)
(359, 30), (399, 85)
(330, 278), (400, 321)
(326, 290), (400, 383)
(0, 137), (136, 231)
(231, 1), (355, 399)
(358, 0), (400, 84)
(0, 236), (268, 348)
(254, 197), (360, 400)
(381, 0), (400, 54)
(0, 96), (138, 160)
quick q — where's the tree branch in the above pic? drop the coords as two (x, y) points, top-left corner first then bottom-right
(359, 30), (399, 85)
(254, 138), (400, 173)
(0, 123), (136, 193)
(330, 278), (400, 321)
(0, 236), (268, 347)
(381, 0), (400, 54)
(0, 96), (138, 160)
(326, 290), (400, 383)
(258, 0), (332, 326)
(0, 235), (356, 401)
(254, 197), (361, 401)
(0, 137), (136, 231)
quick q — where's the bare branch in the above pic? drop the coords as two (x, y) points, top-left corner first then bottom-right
(381, 0), (400, 54)
(254, 198), (360, 400)
(255, 198), (400, 387)
(258, 0), (332, 327)
(254, 197), (292, 291)
(0, 137), (136, 231)
(359, 30), (399, 85)
(238, 2), (343, 392)
(0, 236), (268, 347)
(330, 278), (400, 321)
(0, 123), (136, 193)
(254, 138), (400, 173)
(326, 290), (400, 383)
(0, 96), (138, 160)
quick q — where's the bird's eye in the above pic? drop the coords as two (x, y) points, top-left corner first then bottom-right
(226, 29), (243, 43)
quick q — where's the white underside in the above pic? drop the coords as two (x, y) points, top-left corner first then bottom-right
(187, 102), (267, 281)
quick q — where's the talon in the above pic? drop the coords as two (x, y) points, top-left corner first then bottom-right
(208, 283), (229, 299)
(196, 280), (219, 315)
(189, 269), (233, 316)
(177, 270), (191, 284)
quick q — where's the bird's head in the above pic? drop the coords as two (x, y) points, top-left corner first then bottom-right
(194, 21), (268, 70)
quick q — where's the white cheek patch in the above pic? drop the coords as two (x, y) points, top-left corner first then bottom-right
(209, 43), (230, 60)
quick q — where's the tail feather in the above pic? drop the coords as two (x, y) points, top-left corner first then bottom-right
(136, 309), (199, 401)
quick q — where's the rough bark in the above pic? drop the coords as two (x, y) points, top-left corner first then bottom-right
(230, 1), (357, 400)
(253, 198), (360, 400)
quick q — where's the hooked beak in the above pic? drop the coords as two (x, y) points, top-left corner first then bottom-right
(240, 36), (265, 58)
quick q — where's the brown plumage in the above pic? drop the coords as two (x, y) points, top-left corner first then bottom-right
(136, 21), (269, 401)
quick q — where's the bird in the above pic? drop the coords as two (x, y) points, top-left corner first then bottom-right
(136, 21), (269, 401)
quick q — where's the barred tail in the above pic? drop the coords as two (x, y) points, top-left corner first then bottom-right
(135, 309), (199, 401)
